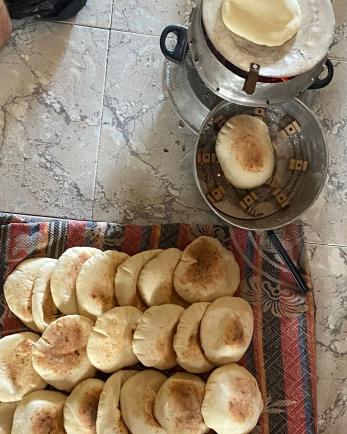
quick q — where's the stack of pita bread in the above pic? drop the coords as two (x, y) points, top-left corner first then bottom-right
(0, 236), (263, 434)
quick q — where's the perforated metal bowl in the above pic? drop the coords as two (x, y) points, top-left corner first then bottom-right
(194, 99), (328, 230)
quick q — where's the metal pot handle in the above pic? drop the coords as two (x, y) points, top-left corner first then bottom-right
(160, 25), (188, 64)
(309, 58), (334, 90)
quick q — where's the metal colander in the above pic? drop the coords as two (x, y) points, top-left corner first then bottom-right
(194, 99), (328, 230)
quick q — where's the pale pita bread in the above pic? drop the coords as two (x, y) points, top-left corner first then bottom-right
(51, 247), (101, 315)
(4, 257), (55, 331)
(77, 250), (128, 320)
(114, 250), (162, 310)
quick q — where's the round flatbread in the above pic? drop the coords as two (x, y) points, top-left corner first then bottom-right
(200, 296), (254, 365)
(0, 332), (46, 402)
(11, 390), (66, 434)
(154, 372), (208, 434)
(32, 259), (59, 332)
(96, 370), (138, 434)
(216, 115), (275, 190)
(4, 257), (55, 331)
(173, 302), (214, 373)
(138, 248), (182, 306)
(114, 250), (162, 310)
(201, 363), (263, 434)
(120, 370), (166, 434)
(133, 304), (184, 369)
(222, 0), (301, 47)
(51, 247), (101, 315)
(76, 250), (128, 320)
(32, 315), (96, 391)
(64, 378), (104, 434)
(174, 236), (240, 302)
(0, 401), (18, 434)
(87, 306), (142, 373)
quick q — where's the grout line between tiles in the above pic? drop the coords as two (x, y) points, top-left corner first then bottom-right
(90, 5), (115, 220)
(304, 241), (347, 248)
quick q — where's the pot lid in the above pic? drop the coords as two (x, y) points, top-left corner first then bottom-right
(202, 0), (335, 78)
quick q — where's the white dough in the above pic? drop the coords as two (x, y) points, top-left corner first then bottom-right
(222, 0), (302, 47)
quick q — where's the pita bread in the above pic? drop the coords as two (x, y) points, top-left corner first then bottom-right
(200, 296), (254, 365)
(173, 302), (214, 373)
(0, 401), (18, 434)
(96, 370), (138, 434)
(4, 257), (55, 331)
(0, 332), (46, 402)
(133, 304), (184, 369)
(222, 0), (301, 47)
(11, 390), (66, 434)
(32, 259), (59, 332)
(216, 115), (275, 189)
(76, 250), (128, 320)
(64, 378), (104, 434)
(51, 247), (101, 315)
(138, 248), (182, 306)
(114, 250), (162, 310)
(87, 306), (142, 373)
(154, 373), (208, 434)
(174, 236), (240, 302)
(32, 315), (96, 391)
(201, 363), (263, 434)
(120, 370), (166, 434)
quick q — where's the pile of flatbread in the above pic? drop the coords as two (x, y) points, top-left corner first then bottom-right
(0, 236), (263, 434)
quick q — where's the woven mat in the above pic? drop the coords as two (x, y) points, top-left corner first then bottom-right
(0, 214), (316, 434)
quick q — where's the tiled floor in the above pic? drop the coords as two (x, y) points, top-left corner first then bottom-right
(0, 1), (346, 432)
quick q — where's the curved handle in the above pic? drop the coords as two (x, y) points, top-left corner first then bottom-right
(309, 58), (334, 90)
(160, 25), (188, 64)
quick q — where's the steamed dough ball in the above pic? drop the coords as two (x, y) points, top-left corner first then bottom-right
(173, 302), (214, 373)
(201, 363), (264, 434)
(132, 304), (184, 369)
(222, 0), (301, 47)
(120, 370), (167, 434)
(32, 315), (96, 392)
(87, 306), (142, 373)
(154, 372), (208, 434)
(174, 236), (240, 302)
(200, 296), (254, 365)
(0, 332), (46, 402)
(11, 390), (66, 434)
(216, 114), (275, 190)
(64, 378), (104, 434)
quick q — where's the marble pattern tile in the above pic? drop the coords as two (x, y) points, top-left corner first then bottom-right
(331, 0), (347, 60)
(301, 60), (347, 246)
(111, 0), (193, 35)
(0, 22), (108, 218)
(63, 0), (113, 29)
(93, 31), (218, 224)
(307, 244), (347, 434)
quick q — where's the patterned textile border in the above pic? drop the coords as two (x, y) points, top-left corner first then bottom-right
(0, 213), (316, 434)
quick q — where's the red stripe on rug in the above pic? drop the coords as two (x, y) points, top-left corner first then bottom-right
(149, 225), (161, 249)
(306, 290), (317, 433)
(66, 221), (88, 247)
(176, 224), (191, 250)
(121, 225), (143, 255)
